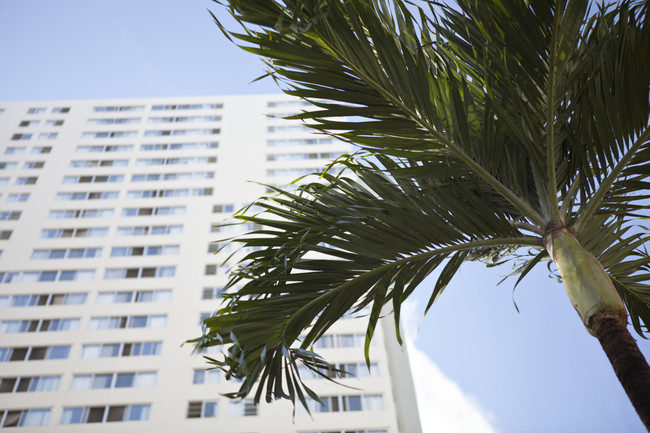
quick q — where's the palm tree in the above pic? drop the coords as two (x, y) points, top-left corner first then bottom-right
(194, 0), (650, 427)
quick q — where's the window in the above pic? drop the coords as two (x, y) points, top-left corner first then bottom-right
(115, 224), (183, 236)
(70, 372), (156, 390)
(0, 230), (12, 240)
(228, 400), (258, 417)
(121, 206), (186, 217)
(15, 176), (37, 185)
(0, 269), (95, 284)
(87, 118), (141, 125)
(0, 318), (80, 333)
(31, 146), (52, 154)
(80, 341), (162, 358)
(0, 345), (71, 361)
(5, 146), (26, 154)
(55, 191), (119, 201)
(135, 156), (216, 166)
(126, 188), (212, 198)
(60, 404), (150, 424)
(19, 120), (39, 127)
(52, 107), (70, 113)
(0, 408), (50, 427)
(187, 401), (218, 418)
(31, 248), (102, 260)
(103, 266), (175, 279)
(11, 133), (32, 140)
(23, 161), (44, 169)
(267, 100), (311, 108)
(207, 243), (220, 253)
(88, 315), (167, 330)
(0, 162), (18, 170)
(192, 369), (220, 384)
(62, 175), (124, 183)
(39, 227), (108, 238)
(301, 395), (384, 413)
(96, 290), (171, 304)
(144, 128), (219, 137)
(45, 119), (64, 127)
(0, 293), (87, 308)
(139, 142), (218, 151)
(0, 211), (21, 221)
(266, 167), (321, 177)
(38, 132), (58, 140)
(131, 171), (215, 182)
(7, 193), (30, 202)
(27, 107), (46, 114)
(76, 145), (133, 153)
(69, 159), (128, 168)
(151, 103), (222, 110)
(0, 375), (61, 393)
(93, 105), (144, 112)
(0, 177), (8, 185)
(48, 209), (114, 219)
(204, 265), (217, 275)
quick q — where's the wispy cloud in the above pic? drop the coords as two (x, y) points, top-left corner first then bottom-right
(403, 300), (499, 433)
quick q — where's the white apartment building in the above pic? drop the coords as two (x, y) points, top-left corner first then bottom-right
(0, 95), (422, 432)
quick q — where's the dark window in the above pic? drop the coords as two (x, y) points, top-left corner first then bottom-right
(187, 402), (202, 418)
(106, 406), (125, 422)
(0, 378), (16, 393)
(87, 407), (106, 423)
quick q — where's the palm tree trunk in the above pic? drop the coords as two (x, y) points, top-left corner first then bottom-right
(545, 227), (650, 430)
(590, 312), (650, 431)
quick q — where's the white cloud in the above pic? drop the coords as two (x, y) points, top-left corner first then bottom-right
(403, 301), (499, 433)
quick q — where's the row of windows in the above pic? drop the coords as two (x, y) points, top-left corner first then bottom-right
(55, 191), (118, 200)
(122, 206), (186, 216)
(152, 103), (222, 110)
(266, 151), (343, 161)
(126, 188), (213, 198)
(0, 293), (87, 307)
(61, 404), (150, 424)
(88, 315), (167, 330)
(187, 400), (257, 418)
(81, 341), (162, 358)
(0, 211), (20, 220)
(267, 138), (334, 147)
(312, 333), (374, 349)
(302, 395), (385, 413)
(18, 120), (64, 128)
(4, 145), (52, 154)
(0, 269), (95, 283)
(0, 409), (51, 428)
(0, 375), (61, 393)
(39, 223), (184, 238)
(82, 131), (137, 139)
(0, 318), (80, 334)
(0, 266), (175, 283)
(62, 174), (123, 183)
(70, 371), (156, 390)
(87, 117), (141, 125)
(266, 167), (323, 177)
(48, 208), (114, 218)
(0, 286), (211, 309)
(6, 192), (30, 202)
(28, 246), (180, 260)
(298, 362), (380, 380)
(11, 133), (58, 140)
(0, 345), (70, 362)
(0, 160), (45, 169)
(143, 128), (220, 137)
(140, 141), (218, 151)
(26, 107), (70, 114)
(131, 171), (215, 181)
(67, 156), (217, 167)
(76, 144), (133, 152)
(148, 115), (220, 123)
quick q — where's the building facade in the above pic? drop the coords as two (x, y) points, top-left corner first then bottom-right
(0, 95), (421, 432)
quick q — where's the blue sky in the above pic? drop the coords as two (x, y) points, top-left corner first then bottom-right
(1, 1), (648, 432)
